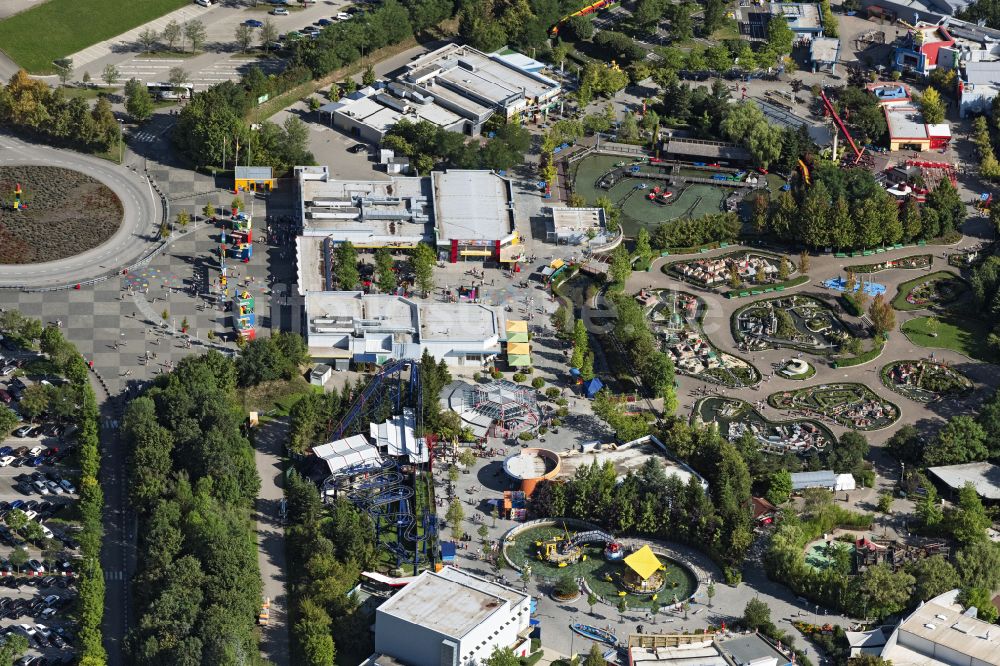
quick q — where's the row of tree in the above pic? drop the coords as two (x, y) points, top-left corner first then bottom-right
(383, 118), (533, 174)
(123, 352), (263, 664)
(172, 77), (315, 172)
(0, 70), (121, 153)
(648, 212), (741, 250)
(752, 164), (964, 249)
(326, 240), (436, 296)
(968, 256), (1000, 354)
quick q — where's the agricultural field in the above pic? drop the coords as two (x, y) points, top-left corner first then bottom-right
(0, 0), (189, 73)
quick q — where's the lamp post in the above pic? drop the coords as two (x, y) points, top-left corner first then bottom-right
(118, 119), (125, 165)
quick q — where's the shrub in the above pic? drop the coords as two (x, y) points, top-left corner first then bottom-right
(554, 574), (578, 597)
(531, 377), (545, 389)
(545, 387), (560, 400)
(513, 372), (527, 383)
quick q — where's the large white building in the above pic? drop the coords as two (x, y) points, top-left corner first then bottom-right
(881, 589), (1000, 666)
(372, 567), (532, 666)
(304, 291), (507, 368)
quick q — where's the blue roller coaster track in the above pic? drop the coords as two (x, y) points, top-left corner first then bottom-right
(326, 359), (437, 574)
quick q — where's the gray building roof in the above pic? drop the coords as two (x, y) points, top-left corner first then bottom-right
(663, 137), (752, 161)
(790, 470), (837, 490)
(718, 634), (790, 666)
(810, 37), (840, 63)
(964, 60), (1000, 85)
(927, 462), (1000, 500)
(235, 166), (273, 181)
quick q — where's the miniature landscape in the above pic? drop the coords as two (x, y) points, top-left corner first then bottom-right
(643, 289), (760, 387)
(693, 396), (836, 455)
(880, 359), (974, 402)
(665, 251), (794, 291)
(734, 294), (849, 353)
(891, 271), (968, 311)
(767, 383), (899, 430)
(0, 166), (123, 263)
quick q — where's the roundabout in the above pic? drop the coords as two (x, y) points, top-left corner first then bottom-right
(0, 135), (161, 289)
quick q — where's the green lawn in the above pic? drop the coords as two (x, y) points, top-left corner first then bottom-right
(0, 0), (191, 73)
(901, 315), (998, 363)
(58, 85), (117, 100)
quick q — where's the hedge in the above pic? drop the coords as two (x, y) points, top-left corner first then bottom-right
(724, 275), (809, 299)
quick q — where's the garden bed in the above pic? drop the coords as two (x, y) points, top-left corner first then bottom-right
(880, 359), (974, 402)
(0, 165), (123, 264)
(890, 271), (968, 312)
(767, 383), (899, 431)
(846, 254), (931, 273)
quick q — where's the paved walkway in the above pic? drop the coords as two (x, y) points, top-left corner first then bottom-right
(254, 419), (291, 666)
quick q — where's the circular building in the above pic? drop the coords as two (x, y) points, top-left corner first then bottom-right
(503, 447), (561, 497)
(445, 380), (543, 438)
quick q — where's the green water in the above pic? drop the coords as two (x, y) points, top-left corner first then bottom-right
(571, 154), (729, 236)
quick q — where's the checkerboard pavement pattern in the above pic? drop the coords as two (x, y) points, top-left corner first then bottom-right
(0, 187), (298, 395)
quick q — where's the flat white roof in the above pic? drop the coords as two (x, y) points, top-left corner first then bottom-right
(883, 590), (1000, 665)
(927, 462), (1000, 499)
(331, 85), (465, 132)
(377, 567), (528, 639)
(432, 170), (514, 243)
(313, 434), (382, 476)
(810, 37), (840, 62)
(549, 206), (606, 232)
(885, 105), (929, 140)
(370, 408), (428, 463)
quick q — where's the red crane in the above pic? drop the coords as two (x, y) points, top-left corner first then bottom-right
(820, 89), (865, 165)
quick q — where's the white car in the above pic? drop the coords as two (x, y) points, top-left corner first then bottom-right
(28, 446), (43, 457)
(33, 480), (50, 495)
(0, 456), (15, 467)
(194, 0), (212, 6)
(271, 7), (289, 14)
(39, 524), (53, 539)
(22, 510), (37, 521)
(336, 12), (351, 20)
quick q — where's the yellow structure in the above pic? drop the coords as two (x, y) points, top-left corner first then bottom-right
(623, 545), (662, 581)
(235, 166), (275, 192)
(506, 320), (531, 367)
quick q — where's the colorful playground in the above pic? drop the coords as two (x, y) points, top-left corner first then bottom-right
(569, 153), (753, 235)
(505, 524), (698, 609)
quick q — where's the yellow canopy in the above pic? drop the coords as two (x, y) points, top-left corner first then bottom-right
(550, 259), (565, 270)
(623, 545), (662, 581)
(506, 320), (528, 333)
(507, 342), (531, 356)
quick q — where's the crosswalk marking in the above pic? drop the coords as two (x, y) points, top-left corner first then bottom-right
(104, 570), (124, 581)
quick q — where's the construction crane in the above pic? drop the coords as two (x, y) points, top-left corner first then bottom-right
(820, 89), (865, 165)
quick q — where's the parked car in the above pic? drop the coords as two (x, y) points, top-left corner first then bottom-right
(58, 480), (75, 494)
(38, 578), (55, 589)
(244, 18), (263, 27)
(317, 18), (331, 25)
(270, 6), (289, 14)
(194, 0), (212, 6)
(45, 481), (61, 494)
(13, 426), (33, 438)
(21, 510), (36, 521)
(0, 456), (16, 467)
(349, 143), (368, 154)
(31, 481), (49, 495)
(26, 560), (43, 574)
(336, 11), (351, 19)
(0, 390), (11, 404)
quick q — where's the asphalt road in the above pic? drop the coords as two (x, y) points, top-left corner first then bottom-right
(0, 134), (162, 289)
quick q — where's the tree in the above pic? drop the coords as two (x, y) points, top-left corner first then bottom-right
(176, 210), (190, 228)
(852, 563), (915, 619)
(54, 58), (73, 85)
(334, 241), (360, 290)
(296, 599), (336, 665)
(766, 469), (793, 505)
(924, 415), (988, 466)
(484, 647), (521, 666)
(124, 78), (154, 122)
(251, 19), (275, 50)
(235, 24), (255, 53)
(919, 87), (945, 125)
(609, 242), (632, 288)
(798, 251), (810, 273)
(168, 66), (190, 93)
(767, 14), (795, 54)
(587, 591), (598, 616)
(374, 248), (397, 293)
(102, 63), (120, 87)
(617, 597), (628, 622)
(0, 406), (18, 437)
(948, 482), (991, 544)
(163, 19), (182, 50)
(916, 484), (944, 529)
(707, 581), (716, 607)
(203, 202), (216, 220)
(137, 27), (159, 53)
(446, 498), (465, 538)
(778, 256), (791, 281)
(8, 547), (27, 573)
(743, 598), (771, 630)
(477, 523), (489, 543)
(960, 587), (999, 622)
(362, 64), (376, 87)
(907, 555), (960, 603)
(458, 448), (477, 472)
(0, 634), (27, 664)
(18, 384), (51, 420)
(636, 227), (652, 263)
(956, 541), (1000, 591)
(411, 243), (436, 296)
(583, 643), (607, 666)
(184, 19), (207, 53)
(877, 491), (894, 513)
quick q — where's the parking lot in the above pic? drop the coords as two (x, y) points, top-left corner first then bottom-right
(0, 345), (82, 665)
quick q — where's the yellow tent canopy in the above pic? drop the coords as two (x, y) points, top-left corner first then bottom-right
(507, 342), (531, 356)
(506, 320), (528, 333)
(623, 545), (662, 581)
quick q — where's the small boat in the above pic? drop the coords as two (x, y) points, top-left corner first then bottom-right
(571, 623), (617, 646)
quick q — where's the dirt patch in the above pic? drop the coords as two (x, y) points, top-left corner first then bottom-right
(0, 166), (124, 264)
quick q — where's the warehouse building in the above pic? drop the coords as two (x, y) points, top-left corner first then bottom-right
(304, 291), (507, 367)
(927, 461), (1000, 501)
(371, 567), (533, 666)
(884, 104), (951, 151)
(294, 165), (433, 251)
(431, 170), (523, 263)
(402, 44), (562, 123)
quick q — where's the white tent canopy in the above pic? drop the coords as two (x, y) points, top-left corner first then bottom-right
(314, 434), (382, 476)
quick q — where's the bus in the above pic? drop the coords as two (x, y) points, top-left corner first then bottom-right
(146, 81), (194, 100)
